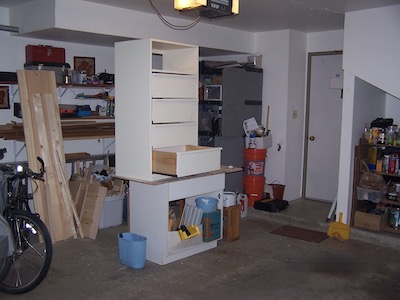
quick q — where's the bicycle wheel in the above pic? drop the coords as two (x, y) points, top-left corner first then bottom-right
(0, 210), (52, 294)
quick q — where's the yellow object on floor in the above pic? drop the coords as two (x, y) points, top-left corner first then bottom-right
(327, 212), (350, 241)
(178, 225), (200, 240)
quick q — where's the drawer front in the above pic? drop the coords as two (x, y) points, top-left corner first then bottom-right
(152, 123), (197, 148)
(152, 99), (198, 123)
(169, 173), (225, 201)
(152, 74), (197, 98)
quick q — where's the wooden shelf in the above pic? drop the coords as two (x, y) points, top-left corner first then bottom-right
(0, 121), (115, 141)
(57, 84), (114, 88)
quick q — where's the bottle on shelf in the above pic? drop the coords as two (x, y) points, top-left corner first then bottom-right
(386, 125), (397, 146)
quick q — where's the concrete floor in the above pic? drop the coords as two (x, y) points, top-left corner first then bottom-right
(2, 199), (400, 299)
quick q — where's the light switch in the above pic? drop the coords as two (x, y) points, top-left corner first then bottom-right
(292, 110), (297, 119)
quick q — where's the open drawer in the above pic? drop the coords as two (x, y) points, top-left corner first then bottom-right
(152, 145), (222, 177)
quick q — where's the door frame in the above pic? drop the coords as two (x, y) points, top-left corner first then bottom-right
(301, 50), (343, 199)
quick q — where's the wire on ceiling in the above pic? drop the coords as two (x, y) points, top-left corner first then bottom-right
(290, 0), (345, 15)
(148, 0), (201, 30)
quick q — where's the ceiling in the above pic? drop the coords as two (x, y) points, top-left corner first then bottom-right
(1, 0), (399, 33)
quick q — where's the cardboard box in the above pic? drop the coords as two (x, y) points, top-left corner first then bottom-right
(202, 209), (221, 242)
(99, 193), (125, 229)
(223, 205), (241, 242)
(354, 211), (384, 231)
(245, 135), (272, 149)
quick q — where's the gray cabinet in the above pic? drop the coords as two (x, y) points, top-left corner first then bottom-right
(199, 66), (263, 192)
(221, 68), (263, 136)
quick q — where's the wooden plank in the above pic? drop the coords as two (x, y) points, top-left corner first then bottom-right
(42, 93), (78, 239)
(32, 93), (70, 242)
(17, 70), (81, 242)
(80, 183), (107, 239)
(17, 71), (51, 230)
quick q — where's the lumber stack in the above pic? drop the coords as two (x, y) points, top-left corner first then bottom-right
(69, 165), (126, 239)
(0, 121), (115, 141)
(17, 70), (83, 242)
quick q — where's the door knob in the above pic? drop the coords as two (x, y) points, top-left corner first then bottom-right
(309, 136), (315, 141)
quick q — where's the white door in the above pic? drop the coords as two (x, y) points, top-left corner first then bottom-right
(304, 53), (343, 202)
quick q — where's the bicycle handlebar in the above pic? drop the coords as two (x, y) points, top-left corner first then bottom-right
(12, 157), (45, 181)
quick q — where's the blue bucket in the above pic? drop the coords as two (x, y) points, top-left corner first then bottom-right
(118, 233), (146, 269)
(195, 196), (218, 213)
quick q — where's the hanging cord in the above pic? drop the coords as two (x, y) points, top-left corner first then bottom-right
(290, 0), (344, 15)
(149, 0), (201, 30)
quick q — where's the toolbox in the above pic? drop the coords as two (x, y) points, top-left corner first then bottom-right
(25, 45), (66, 64)
(24, 62), (70, 84)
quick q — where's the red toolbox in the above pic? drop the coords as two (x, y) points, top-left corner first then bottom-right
(25, 45), (66, 64)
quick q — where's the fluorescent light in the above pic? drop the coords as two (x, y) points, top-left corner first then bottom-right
(174, 0), (207, 10)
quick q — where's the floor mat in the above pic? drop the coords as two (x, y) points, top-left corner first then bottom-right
(270, 225), (329, 243)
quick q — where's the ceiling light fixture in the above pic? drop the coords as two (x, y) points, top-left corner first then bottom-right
(174, 0), (239, 18)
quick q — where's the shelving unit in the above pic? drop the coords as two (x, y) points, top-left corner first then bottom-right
(115, 38), (226, 265)
(352, 140), (400, 235)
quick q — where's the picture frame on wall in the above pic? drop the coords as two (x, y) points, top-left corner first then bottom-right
(0, 86), (10, 109)
(74, 56), (95, 76)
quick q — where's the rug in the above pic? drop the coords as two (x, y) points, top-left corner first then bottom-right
(270, 225), (329, 243)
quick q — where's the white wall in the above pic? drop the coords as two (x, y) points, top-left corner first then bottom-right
(337, 4), (400, 222)
(284, 30), (307, 200)
(307, 30), (344, 53)
(254, 30), (290, 187)
(343, 5), (400, 99)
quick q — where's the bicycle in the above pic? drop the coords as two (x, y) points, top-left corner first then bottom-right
(0, 154), (53, 294)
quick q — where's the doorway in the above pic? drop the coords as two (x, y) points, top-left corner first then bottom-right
(302, 51), (343, 203)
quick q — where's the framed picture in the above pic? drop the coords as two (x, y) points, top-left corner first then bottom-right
(74, 56), (96, 76)
(0, 86), (10, 109)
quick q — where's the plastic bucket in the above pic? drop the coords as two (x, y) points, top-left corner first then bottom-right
(268, 181), (286, 200)
(195, 196), (218, 213)
(243, 176), (265, 207)
(243, 148), (267, 176)
(223, 192), (237, 207)
(118, 233), (147, 269)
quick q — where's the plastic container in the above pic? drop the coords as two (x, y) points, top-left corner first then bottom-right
(223, 192), (237, 207)
(243, 148), (267, 176)
(118, 233), (147, 269)
(237, 194), (248, 218)
(195, 196), (218, 213)
(243, 176), (265, 207)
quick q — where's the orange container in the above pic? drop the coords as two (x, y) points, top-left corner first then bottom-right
(243, 176), (265, 207)
(243, 148), (267, 177)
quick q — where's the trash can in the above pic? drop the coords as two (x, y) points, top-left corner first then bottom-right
(118, 232), (147, 269)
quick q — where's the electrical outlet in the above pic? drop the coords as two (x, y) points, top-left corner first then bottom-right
(292, 110), (297, 119)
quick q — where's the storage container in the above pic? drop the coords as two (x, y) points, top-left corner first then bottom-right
(118, 232), (146, 269)
(152, 145), (222, 177)
(99, 193), (125, 229)
(354, 211), (384, 231)
(24, 62), (70, 83)
(25, 45), (66, 64)
(202, 209), (221, 242)
(356, 187), (383, 203)
(245, 135), (272, 149)
(195, 196), (218, 212)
